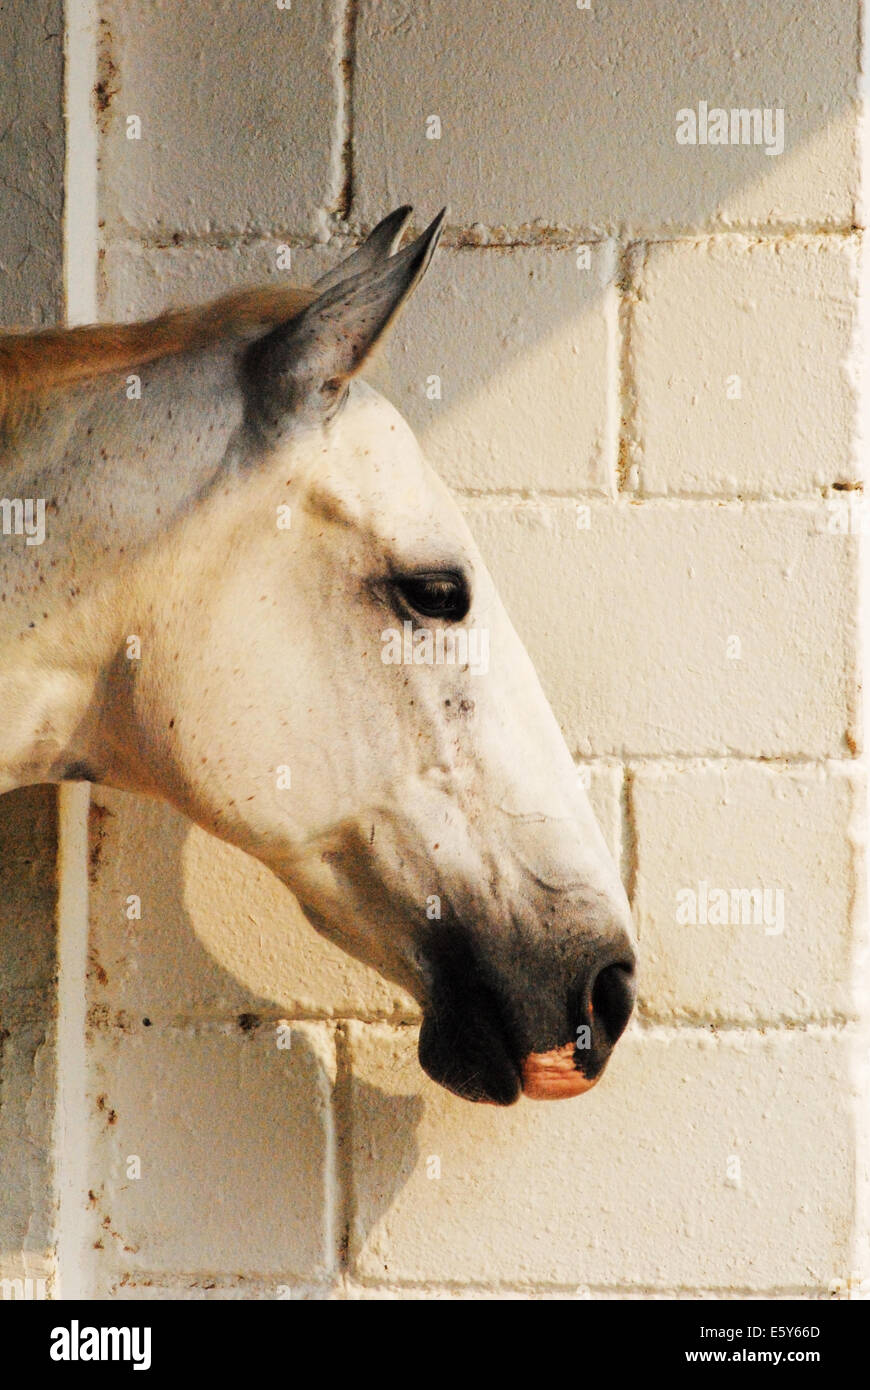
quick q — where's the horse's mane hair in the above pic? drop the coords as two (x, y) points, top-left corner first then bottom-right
(0, 283), (317, 441)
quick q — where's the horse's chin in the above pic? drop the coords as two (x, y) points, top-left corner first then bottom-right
(418, 1009), (523, 1107)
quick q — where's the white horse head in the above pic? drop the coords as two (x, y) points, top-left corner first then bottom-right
(1, 207), (636, 1105)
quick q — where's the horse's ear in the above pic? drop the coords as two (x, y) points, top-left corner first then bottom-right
(245, 207), (446, 437)
(311, 205), (413, 294)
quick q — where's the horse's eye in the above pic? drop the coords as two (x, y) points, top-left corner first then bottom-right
(394, 572), (470, 622)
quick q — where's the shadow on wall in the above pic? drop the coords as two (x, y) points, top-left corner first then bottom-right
(343, 1077), (425, 1250)
(87, 788), (415, 1026)
(82, 788), (422, 1282)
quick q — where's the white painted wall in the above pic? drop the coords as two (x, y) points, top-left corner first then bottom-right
(0, 0), (866, 1299)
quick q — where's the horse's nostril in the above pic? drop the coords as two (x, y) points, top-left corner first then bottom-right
(523, 958), (636, 1099)
(590, 961), (636, 1047)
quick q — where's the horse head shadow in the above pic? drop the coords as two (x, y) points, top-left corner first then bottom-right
(84, 785), (424, 1278)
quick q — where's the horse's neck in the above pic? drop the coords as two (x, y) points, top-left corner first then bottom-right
(0, 346), (243, 790)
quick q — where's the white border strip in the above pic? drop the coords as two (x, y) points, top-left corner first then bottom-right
(64, 0), (98, 328)
(55, 784), (91, 1299)
(56, 0), (99, 1300)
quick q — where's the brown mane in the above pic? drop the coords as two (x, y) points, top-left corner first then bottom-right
(0, 283), (317, 441)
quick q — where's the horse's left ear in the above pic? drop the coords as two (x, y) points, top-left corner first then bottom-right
(311, 205), (413, 293)
(244, 207), (446, 438)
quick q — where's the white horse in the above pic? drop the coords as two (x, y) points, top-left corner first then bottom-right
(0, 207), (636, 1105)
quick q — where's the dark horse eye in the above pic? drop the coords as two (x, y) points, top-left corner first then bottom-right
(394, 571), (470, 622)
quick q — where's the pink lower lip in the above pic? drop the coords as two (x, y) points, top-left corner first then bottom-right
(521, 1041), (599, 1100)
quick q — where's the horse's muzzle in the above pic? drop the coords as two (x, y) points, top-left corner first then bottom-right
(418, 940), (636, 1106)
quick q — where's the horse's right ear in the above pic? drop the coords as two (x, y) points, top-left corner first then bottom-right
(244, 207), (445, 440)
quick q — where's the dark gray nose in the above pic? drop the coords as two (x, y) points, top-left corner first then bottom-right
(418, 917), (636, 1105)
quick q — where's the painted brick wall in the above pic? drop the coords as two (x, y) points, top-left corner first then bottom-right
(1, 0), (865, 1300)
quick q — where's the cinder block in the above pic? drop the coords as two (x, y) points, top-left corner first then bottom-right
(467, 500), (858, 758)
(0, 1020), (57, 1275)
(631, 238), (860, 496)
(87, 788), (415, 1026)
(365, 245), (617, 494)
(86, 1021), (336, 1283)
(0, 788), (59, 1268)
(98, 0), (342, 237)
(0, 787), (57, 1000)
(347, 1022), (854, 1289)
(0, 1), (64, 326)
(341, 1281), (598, 1299)
(632, 761), (861, 1022)
(354, 0), (859, 234)
(107, 1277), (338, 1299)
